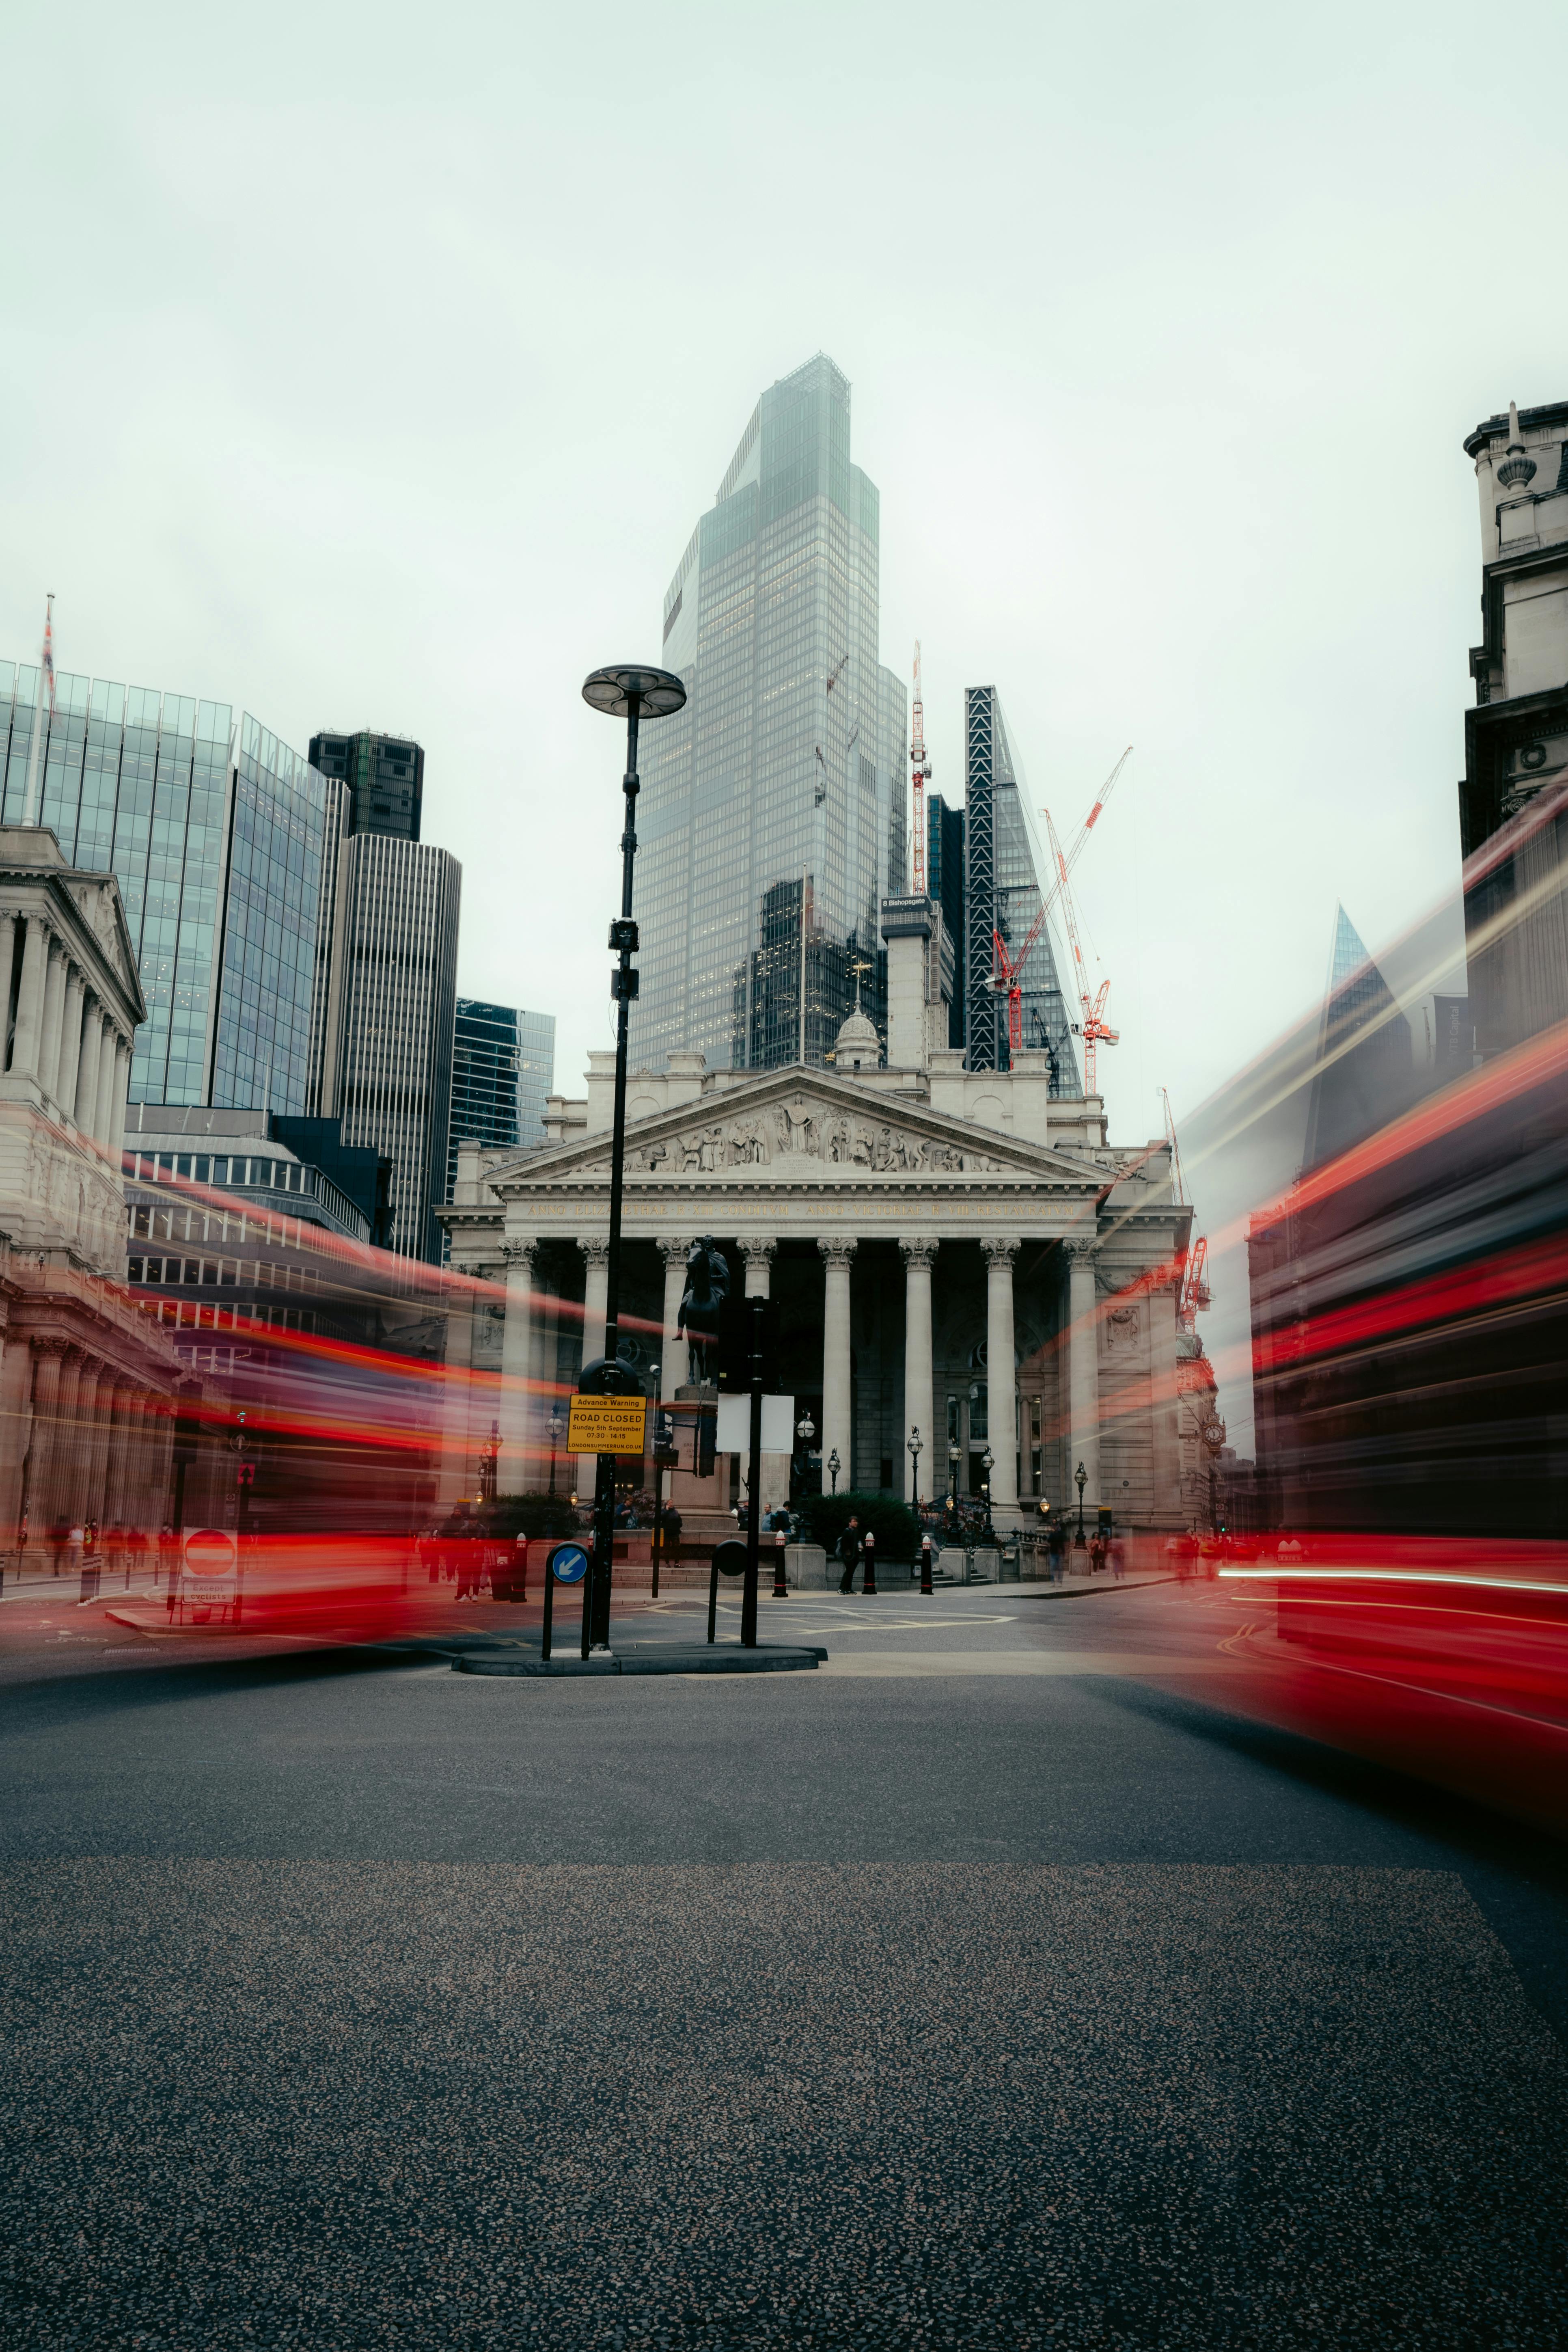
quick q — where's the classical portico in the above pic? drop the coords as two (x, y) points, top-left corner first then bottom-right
(438, 1054), (1191, 1532)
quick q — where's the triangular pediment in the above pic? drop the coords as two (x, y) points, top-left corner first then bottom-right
(485, 1066), (1102, 1191)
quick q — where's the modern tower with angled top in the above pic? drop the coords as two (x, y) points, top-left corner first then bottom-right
(634, 354), (909, 1072)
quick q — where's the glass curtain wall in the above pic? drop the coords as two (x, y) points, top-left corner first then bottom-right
(634, 355), (907, 1071)
(0, 660), (328, 1112)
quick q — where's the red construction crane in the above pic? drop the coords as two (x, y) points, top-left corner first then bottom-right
(910, 641), (931, 896)
(987, 747), (1133, 1059)
(1041, 806), (1119, 1092)
(1160, 1086), (1211, 1330)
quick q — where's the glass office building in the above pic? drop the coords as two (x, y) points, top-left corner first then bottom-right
(330, 833), (461, 1263)
(0, 659), (332, 1113)
(308, 730), (424, 842)
(962, 685), (1078, 1088)
(444, 998), (556, 1206)
(634, 354), (908, 1071)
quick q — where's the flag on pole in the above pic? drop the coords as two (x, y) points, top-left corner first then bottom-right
(41, 594), (56, 717)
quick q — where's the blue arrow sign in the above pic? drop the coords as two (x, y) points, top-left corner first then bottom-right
(548, 1542), (589, 1586)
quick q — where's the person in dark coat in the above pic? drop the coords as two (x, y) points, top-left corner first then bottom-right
(836, 1515), (863, 1595)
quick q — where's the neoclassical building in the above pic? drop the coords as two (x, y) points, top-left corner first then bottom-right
(438, 901), (1194, 1533)
(0, 827), (187, 1553)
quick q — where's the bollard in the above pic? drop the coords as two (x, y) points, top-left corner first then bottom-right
(920, 1533), (934, 1595)
(772, 1527), (788, 1599)
(862, 1529), (877, 1597)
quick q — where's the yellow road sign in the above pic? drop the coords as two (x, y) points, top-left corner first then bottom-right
(566, 1393), (649, 1454)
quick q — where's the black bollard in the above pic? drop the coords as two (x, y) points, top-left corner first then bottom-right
(862, 1529), (877, 1597)
(772, 1527), (788, 1599)
(920, 1533), (934, 1595)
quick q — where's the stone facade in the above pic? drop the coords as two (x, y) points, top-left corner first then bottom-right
(0, 828), (190, 1557)
(438, 1040), (1193, 1534)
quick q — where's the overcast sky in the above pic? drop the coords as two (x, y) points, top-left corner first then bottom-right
(4, 0), (1564, 1431)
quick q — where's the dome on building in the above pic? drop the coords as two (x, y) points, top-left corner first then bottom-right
(832, 1002), (881, 1074)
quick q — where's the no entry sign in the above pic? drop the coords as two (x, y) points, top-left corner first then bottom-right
(182, 1527), (237, 1607)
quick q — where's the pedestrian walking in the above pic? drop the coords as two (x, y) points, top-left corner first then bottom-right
(1109, 1535), (1127, 1579)
(1047, 1519), (1066, 1584)
(662, 1504), (682, 1567)
(836, 1514), (863, 1595)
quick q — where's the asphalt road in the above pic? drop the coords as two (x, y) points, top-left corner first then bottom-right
(3, 1579), (1566, 2349)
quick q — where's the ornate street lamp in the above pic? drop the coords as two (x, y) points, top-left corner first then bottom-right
(906, 1425), (923, 1509)
(981, 1446), (995, 1539)
(1075, 1458), (1088, 1543)
(947, 1439), (960, 1513)
(547, 1408), (565, 1499)
(578, 662), (687, 1655)
(828, 1447), (841, 1497)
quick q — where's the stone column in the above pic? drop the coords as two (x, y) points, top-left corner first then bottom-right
(658, 1237), (690, 1397)
(1065, 1238), (1100, 1520)
(108, 1041), (131, 1162)
(73, 996), (103, 1133)
(41, 1346), (86, 1533)
(899, 1239), (937, 1504)
(73, 1362), (105, 1525)
(982, 1238), (1019, 1513)
(1148, 1278), (1183, 1524)
(10, 917), (51, 1082)
(38, 940), (67, 1109)
(575, 1240), (611, 1491)
(580, 1240), (610, 1366)
(21, 1338), (69, 1551)
(101, 1381), (141, 1529)
(739, 1236), (776, 1298)
(817, 1238), (856, 1495)
(56, 970), (86, 1128)
(0, 913), (17, 1067)
(497, 1241), (537, 1493)
(93, 1017), (120, 1151)
(437, 1283), (477, 1509)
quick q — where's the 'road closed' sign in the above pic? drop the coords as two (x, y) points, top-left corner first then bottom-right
(566, 1394), (649, 1454)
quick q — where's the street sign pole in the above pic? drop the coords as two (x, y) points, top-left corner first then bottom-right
(740, 1297), (764, 1648)
(581, 662), (687, 1657)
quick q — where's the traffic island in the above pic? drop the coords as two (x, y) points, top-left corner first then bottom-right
(453, 1642), (825, 1678)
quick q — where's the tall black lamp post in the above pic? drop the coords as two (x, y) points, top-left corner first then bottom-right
(907, 1426), (923, 1513)
(981, 1446), (995, 1540)
(547, 1408), (565, 1499)
(948, 1438), (960, 1514)
(580, 663), (687, 1653)
(1074, 1459), (1088, 1544)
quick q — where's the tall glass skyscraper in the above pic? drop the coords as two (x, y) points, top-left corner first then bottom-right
(635, 354), (908, 1071)
(962, 685), (1078, 1089)
(0, 658), (332, 1113)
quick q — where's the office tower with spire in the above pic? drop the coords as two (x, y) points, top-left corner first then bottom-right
(634, 354), (908, 1071)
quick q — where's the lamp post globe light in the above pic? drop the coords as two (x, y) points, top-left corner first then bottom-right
(547, 1407), (565, 1498)
(907, 1425), (923, 1508)
(578, 664), (687, 1655)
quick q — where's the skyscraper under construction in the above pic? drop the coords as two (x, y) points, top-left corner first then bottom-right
(634, 354), (908, 1071)
(962, 685), (1078, 1089)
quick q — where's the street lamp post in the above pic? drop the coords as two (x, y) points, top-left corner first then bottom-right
(827, 1447), (841, 1498)
(547, 1408), (565, 1499)
(579, 663), (687, 1654)
(906, 1425), (923, 1514)
(1075, 1459), (1088, 1544)
(981, 1446), (995, 1541)
(948, 1438), (960, 1513)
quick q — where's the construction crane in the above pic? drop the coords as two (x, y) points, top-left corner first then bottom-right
(1042, 805), (1119, 1091)
(1160, 1086), (1211, 1330)
(988, 747), (1132, 1062)
(910, 641), (932, 896)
